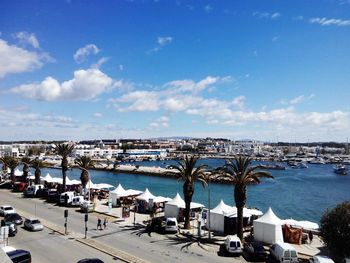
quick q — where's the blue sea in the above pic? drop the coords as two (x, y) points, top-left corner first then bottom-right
(40, 159), (350, 223)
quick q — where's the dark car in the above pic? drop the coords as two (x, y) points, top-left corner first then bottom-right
(1, 220), (17, 236)
(148, 216), (165, 233)
(36, 187), (49, 198)
(77, 259), (104, 263)
(6, 249), (31, 263)
(4, 213), (23, 225)
(243, 241), (268, 261)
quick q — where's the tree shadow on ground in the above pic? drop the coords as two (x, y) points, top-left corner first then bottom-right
(117, 223), (152, 237)
(151, 232), (222, 252)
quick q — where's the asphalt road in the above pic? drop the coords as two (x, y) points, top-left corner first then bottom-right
(0, 189), (246, 263)
(7, 226), (119, 262)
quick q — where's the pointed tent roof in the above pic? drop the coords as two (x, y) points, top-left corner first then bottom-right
(42, 173), (53, 182)
(136, 188), (156, 201)
(14, 168), (23, 176)
(167, 193), (185, 207)
(210, 200), (236, 215)
(254, 207), (282, 225)
(110, 184), (126, 195)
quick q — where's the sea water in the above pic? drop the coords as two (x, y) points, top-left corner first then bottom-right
(41, 159), (350, 223)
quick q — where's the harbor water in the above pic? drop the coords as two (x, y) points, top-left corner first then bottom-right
(41, 159), (350, 223)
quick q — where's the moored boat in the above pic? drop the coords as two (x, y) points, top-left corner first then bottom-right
(333, 164), (347, 175)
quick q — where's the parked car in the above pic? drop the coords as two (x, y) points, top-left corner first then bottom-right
(0, 205), (16, 216)
(224, 235), (243, 255)
(4, 213), (23, 225)
(71, 196), (85, 207)
(148, 216), (165, 233)
(12, 182), (28, 192)
(77, 259), (104, 263)
(80, 201), (94, 213)
(36, 187), (49, 198)
(24, 218), (44, 231)
(46, 189), (60, 203)
(310, 256), (335, 263)
(6, 248), (31, 263)
(165, 217), (178, 233)
(60, 191), (76, 205)
(243, 241), (268, 261)
(1, 220), (17, 236)
(270, 242), (298, 263)
(23, 184), (44, 197)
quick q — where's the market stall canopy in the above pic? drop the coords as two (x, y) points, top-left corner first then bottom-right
(153, 196), (172, 203)
(166, 193), (204, 209)
(210, 200), (236, 215)
(94, 183), (114, 190)
(42, 173), (53, 182)
(14, 168), (23, 176)
(136, 188), (156, 201)
(282, 219), (319, 230)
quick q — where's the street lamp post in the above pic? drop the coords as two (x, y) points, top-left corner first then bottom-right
(208, 181), (211, 239)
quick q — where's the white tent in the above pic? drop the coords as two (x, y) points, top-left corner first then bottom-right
(206, 200), (236, 233)
(164, 193), (204, 219)
(282, 219), (319, 230)
(14, 168), (23, 177)
(136, 188), (156, 201)
(253, 207), (284, 244)
(109, 184), (126, 206)
(42, 173), (53, 183)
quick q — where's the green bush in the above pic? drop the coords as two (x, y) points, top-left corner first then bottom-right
(320, 201), (350, 261)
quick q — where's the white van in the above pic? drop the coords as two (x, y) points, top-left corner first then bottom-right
(270, 242), (298, 263)
(165, 218), (178, 233)
(71, 196), (85, 207)
(59, 191), (76, 205)
(24, 184), (44, 197)
(224, 235), (243, 255)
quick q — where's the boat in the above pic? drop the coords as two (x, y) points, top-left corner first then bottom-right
(259, 164), (286, 170)
(333, 164), (348, 175)
(288, 161), (308, 169)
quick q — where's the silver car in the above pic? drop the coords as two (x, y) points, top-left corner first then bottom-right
(24, 218), (44, 231)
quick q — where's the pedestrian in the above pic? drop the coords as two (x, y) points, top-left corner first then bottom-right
(103, 218), (108, 229)
(97, 217), (102, 230)
(308, 230), (313, 243)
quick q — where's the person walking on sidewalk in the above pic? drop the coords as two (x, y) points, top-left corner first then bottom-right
(97, 217), (102, 230)
(103, 217), (108, 229)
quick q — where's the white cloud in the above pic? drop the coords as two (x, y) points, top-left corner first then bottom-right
(91, 57), (109, 69)
(158, 36), (173, 46)
(253, 11), (281, 19)
(93, 112), (102, 118)
(232, 96), (245, 109)
(13, 32), (40, 48)
(0, 39), (51, 78)
(149, 116), (169, 129)
(147, 36), (173, 54)
(281, 94), (315, 105)
(74, 44), (100, 63)
(309, 17), (350, 26)
(10, 68), (117, 101)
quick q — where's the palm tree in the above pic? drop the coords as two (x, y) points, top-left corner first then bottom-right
(217, 155), (273, 240)
(7, 157), (19, 183)
(75, 156), (95, 197)
(0, 156), (11, 172)
(31, 159), (46, 184)
(55, 143), (75, 193)
(21, 157), (31, 182)
(170, 155), (207, 229)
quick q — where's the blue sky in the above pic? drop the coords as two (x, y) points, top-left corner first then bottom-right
(0, 0), (350, 142)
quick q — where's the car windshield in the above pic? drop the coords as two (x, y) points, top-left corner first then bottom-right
(31, 220), (40, 224)
(230, 241), (237, 247)
(167, 221), (176, 226)
(4, 207), (13, 210)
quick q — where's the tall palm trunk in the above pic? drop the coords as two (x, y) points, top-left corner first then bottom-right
(80, 169), (89, 197)
(23, 163), (29, 182)
(11, 168), (16, 183)
(183, 182), (194, 229)
(234, 185), (246, 240)
(35, 168), (41, 184)
(61, 157), (68, 192)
